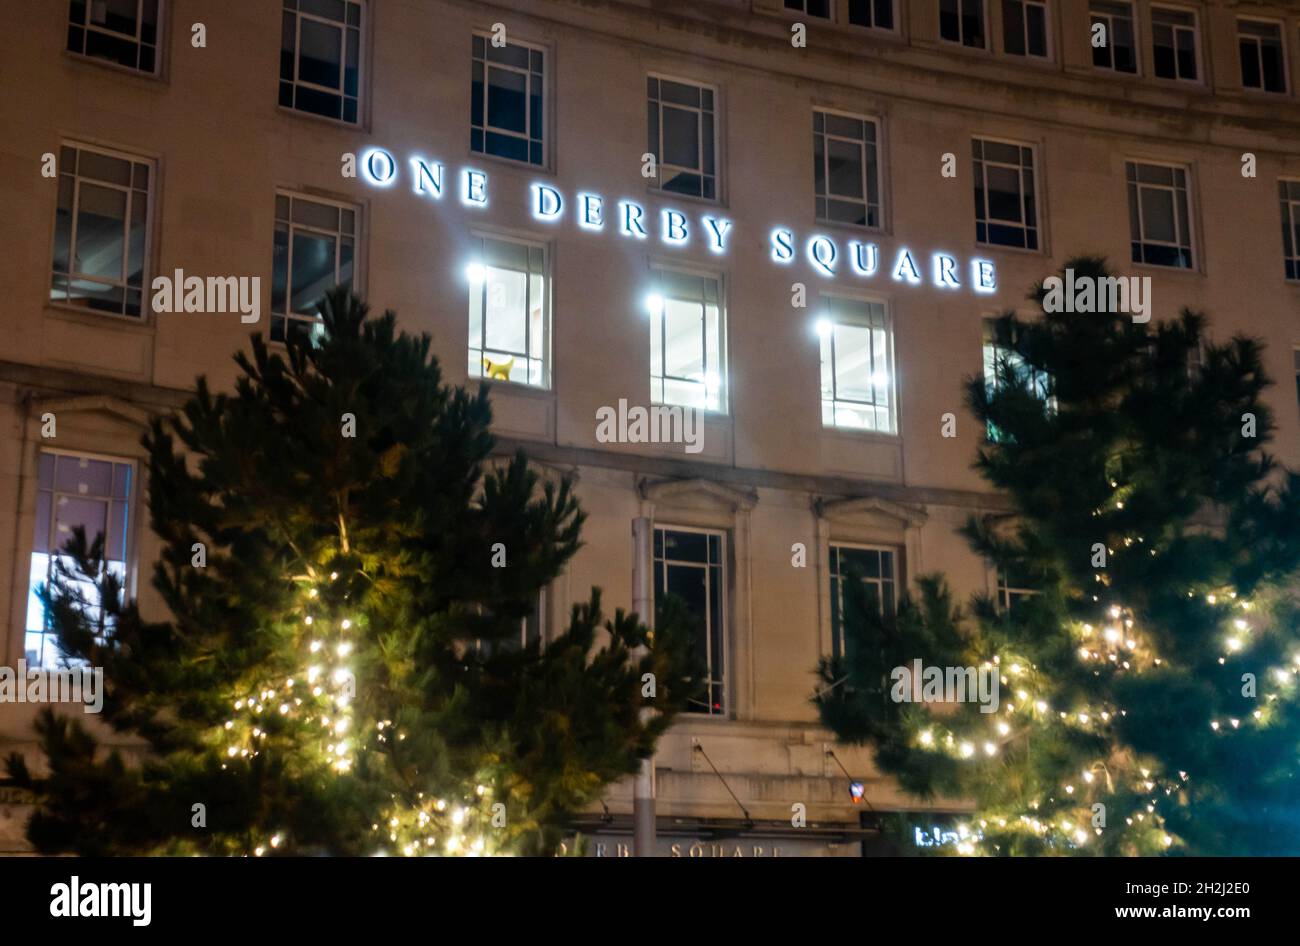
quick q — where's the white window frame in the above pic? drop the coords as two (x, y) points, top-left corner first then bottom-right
(783, 0), (833, 19)
(818, 292), (897, 434)
(467, 231), (552, 389)
(996, 566), (1039, 613)
(1237, 17), (1289, 94)
(50, 142), (155, 321)
(652, 524), (728, 717)
(827, 541), (899, 660)
(648, 264), (728, 414)
(846, 0), (897, 31)
(271, 190), (360, 343)
(972, 136), (1040, 251)
(813, 108), (884, 230)
(647, 73), (720, 202)
(24, 447), (138, 669)
(279, 0), (364, 124)
(1149, 5), (1200, 84)
(939, 0), (988, 49)
(67, 0), (163, 75)
(1090, 0), (1140, 75)
(470, 31), (548, 168)
(1126, 159), (1196, 270)
(1000, 0), (1051, 60)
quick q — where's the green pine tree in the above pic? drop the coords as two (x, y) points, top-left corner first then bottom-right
(6, 287), (692, 857)
(815, 257), (1300, 855)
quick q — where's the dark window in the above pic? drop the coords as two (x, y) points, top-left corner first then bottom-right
(829, 545), (898, 661)
(940, 0), (986, 48)
(973, 138), (1039, 250)
(1002, 0), (1048, 58)
(66, 0), (160, 74)
(271, 193), (357, 343)
(1126, 162), (1194, 269)
(997, 564), (1039, 612)
(471, 34), (545, 166)
(1294, 350), (1300, 419)
(1090, 1), (1137, 74)
(654, 528), (726, 716)
(848, 0), (894, 29)
(50, 145), (151, 318)
(279, 0), (362, 123)
(647, 76), (717, 200)
(1281, 180), (1300, 280)
(1239, 20), (1286, 93)
(814, 111), (881, 228)
(1151, 7), (1198, 81)
(785, 0), (831, 17)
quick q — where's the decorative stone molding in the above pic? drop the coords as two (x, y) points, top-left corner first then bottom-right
(638, 476), (758, 512)
(814, 494), (928, 527)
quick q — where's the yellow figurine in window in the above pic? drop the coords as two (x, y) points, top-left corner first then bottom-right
(482, 356), (514, 381)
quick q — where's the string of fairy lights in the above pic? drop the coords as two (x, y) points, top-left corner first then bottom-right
(901, 510), (1300, 854)
(215, 570), (503, 856)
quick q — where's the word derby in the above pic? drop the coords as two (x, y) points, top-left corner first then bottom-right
(357, 147), (998, 292)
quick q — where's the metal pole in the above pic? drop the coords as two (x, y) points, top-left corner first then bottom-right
(631, 517), (656, 856)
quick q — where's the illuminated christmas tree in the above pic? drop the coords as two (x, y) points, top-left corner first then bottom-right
(6, 287), (691, 856)
(816, 257), (1300, 855)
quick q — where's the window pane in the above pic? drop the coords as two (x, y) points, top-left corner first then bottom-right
(298, 19), (343, 89)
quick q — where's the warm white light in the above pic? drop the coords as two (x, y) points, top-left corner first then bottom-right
(814, 318), (833, 339)
(465, 262), (486, 284)
(645, 293), (664, 316)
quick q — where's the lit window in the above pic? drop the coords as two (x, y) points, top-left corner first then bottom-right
(1239, 20), (1287, 94)
(983, 319), (1051, 442)
(279, 0), (363, 123)
(1151, 7), (1199, 82)
(1090, 1), (1137, 74)
(785, 0), (831, 17)
(997, 565), (1039, 613)
(1002, 0), (1048, 58)
(467, 235), (550, 388)
(813, 111), (882, 229)
(50, 144), (152, 318)
(940, 0), (986, 48)
(271, 192), (357, 344)
(1126, 161), (1194, 269)
(1281, 180), (1300, 280)
(647, 76), (718, 200)
(849, 0), (894, 30)
(973, 138), (1039, 250)
(648, 269), (726, 413)
(654, 527), (726, 716)
(471, 33), (545, 166)
(818, 296), (895, 433)
(26, 452), (133, 668)
(829, 544), (898, 661)
(66, 0), (160, 73)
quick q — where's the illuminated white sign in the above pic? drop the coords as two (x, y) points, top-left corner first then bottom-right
(359, 148), (997, 293)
